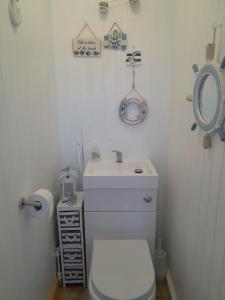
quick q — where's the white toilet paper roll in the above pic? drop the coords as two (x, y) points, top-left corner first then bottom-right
(28, 189), (54, 220)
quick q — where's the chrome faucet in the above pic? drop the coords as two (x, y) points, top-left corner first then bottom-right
(112, 150), (123, 163)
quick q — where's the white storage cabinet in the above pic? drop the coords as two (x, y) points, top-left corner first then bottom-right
(84, 188), (158, 276)
(57, 192), (86, 287)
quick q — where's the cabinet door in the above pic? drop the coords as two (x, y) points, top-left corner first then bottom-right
(84, 189), (157, 212)
(85, 211), (156, 276)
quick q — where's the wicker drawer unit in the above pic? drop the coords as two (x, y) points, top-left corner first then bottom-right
(57, 192), (86, 287)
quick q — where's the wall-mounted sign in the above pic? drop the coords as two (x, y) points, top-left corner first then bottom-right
(72, 22), (101, 57)
(126, 49), (142, 65)
(104, 22), (127, 50)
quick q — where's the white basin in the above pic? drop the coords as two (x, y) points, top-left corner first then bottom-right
(83, 160), (159, 189)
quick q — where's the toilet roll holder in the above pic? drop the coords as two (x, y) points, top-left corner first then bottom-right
(19, 197), (42, 210)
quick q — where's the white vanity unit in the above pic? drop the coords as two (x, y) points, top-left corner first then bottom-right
(83, 160), (159, 275)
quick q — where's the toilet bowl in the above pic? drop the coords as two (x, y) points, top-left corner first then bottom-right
(89, 240), (156, 300)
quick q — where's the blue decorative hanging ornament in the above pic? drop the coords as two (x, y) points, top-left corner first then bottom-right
(99, 1), (108, 17)
(104, 23), (127, 50)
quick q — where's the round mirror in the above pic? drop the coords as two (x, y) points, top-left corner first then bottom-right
(193, 63), (225, 133)
(199, 74), (218, 123)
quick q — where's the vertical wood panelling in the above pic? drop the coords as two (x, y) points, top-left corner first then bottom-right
(0, 60), (26, 300)
(208, 148), (225, 299)
(192, 140), (215, 300)
(201, 137), (224, 300)
(165, 0), (225, 299)
(0, 1), (60, 299)
(220, 252), (225, 299)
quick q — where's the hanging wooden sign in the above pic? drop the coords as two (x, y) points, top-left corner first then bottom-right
(72, 22), (101, 57)
(104, 22), (127, 50)
(126, 49), (142, 65)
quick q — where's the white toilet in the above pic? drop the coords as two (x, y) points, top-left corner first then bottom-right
(89, 240), (156, 300)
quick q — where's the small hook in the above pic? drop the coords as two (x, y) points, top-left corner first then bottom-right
(192, 64), (199, 74)
(212, 23), (222, 30)
(213, 23), (217, 29)
(217, 128), (225, 142)
(220, 56), (225, 70)
(191, 122), (198, 131)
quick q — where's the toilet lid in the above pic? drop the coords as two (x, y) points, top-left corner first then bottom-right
(90, 240), (155, 300)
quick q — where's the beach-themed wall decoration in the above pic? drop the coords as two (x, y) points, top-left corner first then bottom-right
(186, 24), (225, 148)
(129, 0), (140, 9)
(99, 1), (108, 17)
(126, 49), (142, 65)
(119, 50), (148, 125)
(8, 0), (22, 27)
(72, 22), (101, 57)
(104, 23), (127, 50)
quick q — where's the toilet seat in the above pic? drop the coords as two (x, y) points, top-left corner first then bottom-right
(89, 240), (156, 300)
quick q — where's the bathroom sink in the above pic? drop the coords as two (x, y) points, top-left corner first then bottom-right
(83, 160), (159, 189)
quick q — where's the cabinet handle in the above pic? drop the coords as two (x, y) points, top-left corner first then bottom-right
(66, 254), (77, 260)
(143, 196), (153, 203)
(63, 216), (79, 225)
(71, 271), (79, 278)
(64, 234), (78, 242)
(66, 271), (79, 279)
(63, 216), (75, 224)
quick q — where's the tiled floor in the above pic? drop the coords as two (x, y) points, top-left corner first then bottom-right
(56, 280), (171, 300)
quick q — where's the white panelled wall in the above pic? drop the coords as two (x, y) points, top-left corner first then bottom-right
(165, 0), (225, 299)
(0, 1), (60, 299)
(50, 0), (172, 234)
(0, 0), (225, 299)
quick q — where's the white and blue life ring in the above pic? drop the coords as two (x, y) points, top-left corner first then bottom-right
(119, 97), (148, 125)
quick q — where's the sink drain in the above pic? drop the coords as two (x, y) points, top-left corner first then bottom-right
(134, 169), (143, 174)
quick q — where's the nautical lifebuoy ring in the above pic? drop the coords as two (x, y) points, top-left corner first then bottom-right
(119, 97), (148, 125)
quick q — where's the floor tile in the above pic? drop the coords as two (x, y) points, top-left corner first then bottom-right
(156, 280), (171, 298)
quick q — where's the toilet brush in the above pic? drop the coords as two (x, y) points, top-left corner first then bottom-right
(155, 238), (167, 281)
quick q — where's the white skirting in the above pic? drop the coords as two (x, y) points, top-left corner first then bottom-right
(166, 270), (179, 300)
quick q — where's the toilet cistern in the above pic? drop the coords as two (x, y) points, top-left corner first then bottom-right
(112, 150), (123, 163)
